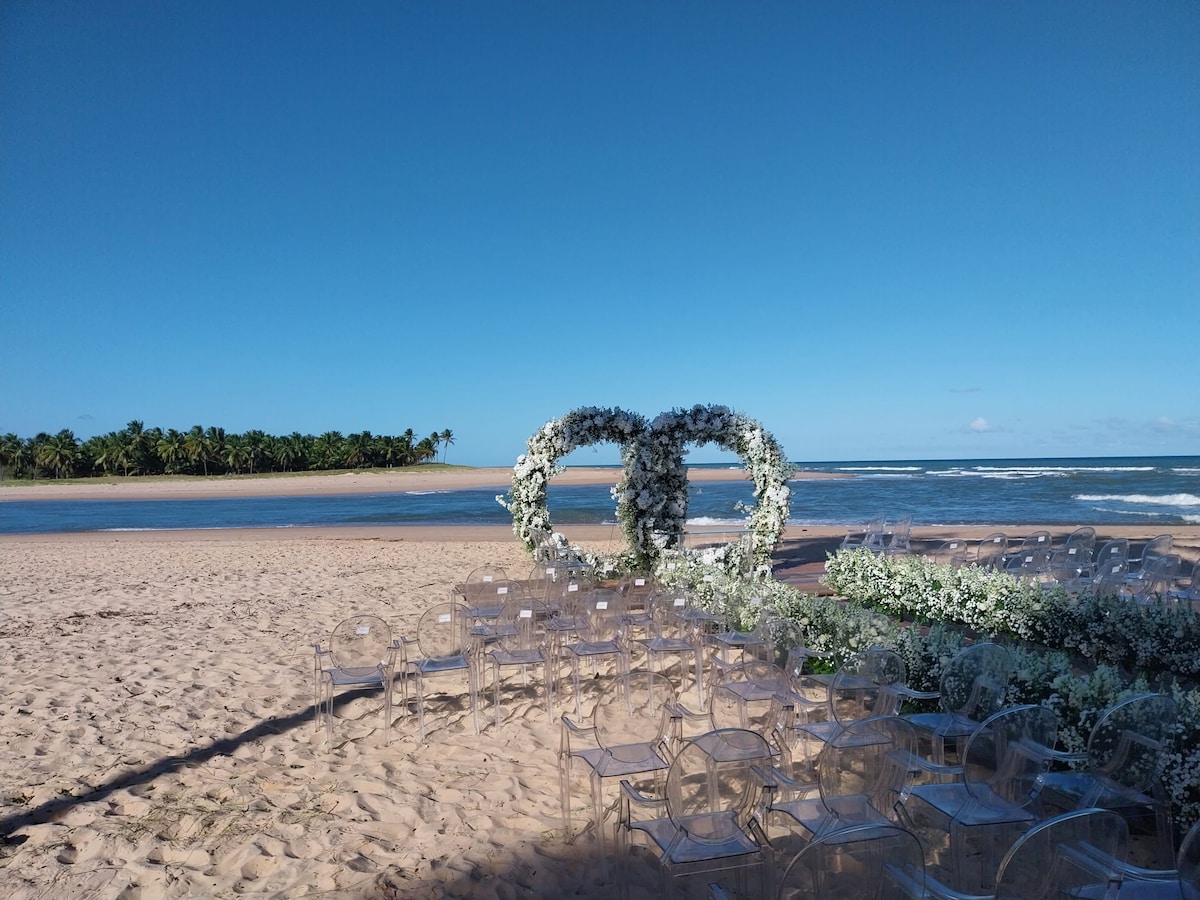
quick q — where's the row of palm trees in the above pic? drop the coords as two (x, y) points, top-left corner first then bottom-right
(0, 422), (456, 480)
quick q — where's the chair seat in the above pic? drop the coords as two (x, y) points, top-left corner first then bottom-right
(641, 637), (695, 653)
(576, 744), (670, 779)
(324, 665), (385, 687)
(772, 793), (890, 836)
(490, 647), (544, 667)
(1039, 772), (1157, 811)
(910, 782), (1038, 825)
(568, 640), (623, 658)
(414, 655), (470, 675)
(906, 711), (977, 740)
(630, 811), (761, 864)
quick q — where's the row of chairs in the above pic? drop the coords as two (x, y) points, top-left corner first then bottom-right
(931, 528), (1198, 603)
(313, 564), (772, 744)
(571, 637), (1188, 898)
(842, 515), (914, 556)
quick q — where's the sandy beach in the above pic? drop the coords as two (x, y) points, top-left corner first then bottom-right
(2, 472), (1197, 898)
(0, 465), (849, 504)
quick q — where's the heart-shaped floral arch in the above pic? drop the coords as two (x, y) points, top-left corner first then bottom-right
(499, 404), (793, 571)
(499, 406), (648, 554)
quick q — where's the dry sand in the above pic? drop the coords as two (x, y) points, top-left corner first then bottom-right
(2, 472), (1197, 897)
(0, 465), (848, 504)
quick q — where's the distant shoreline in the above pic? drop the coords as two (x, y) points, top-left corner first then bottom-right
(0, 465), (850, 503)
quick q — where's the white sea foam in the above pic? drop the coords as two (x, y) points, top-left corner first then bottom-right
(686, 516), (747, 527)
(1173, 468), (1200, 476)
(837, 466), (921, 472)
(1075, 493), (1200, 507)
(406, 490), (452, 496)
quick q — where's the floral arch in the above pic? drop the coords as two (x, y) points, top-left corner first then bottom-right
(500, 404), (793, 571)
(498, 407), (647, 555)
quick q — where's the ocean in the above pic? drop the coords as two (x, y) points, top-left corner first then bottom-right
(1, 456), (1197, 535)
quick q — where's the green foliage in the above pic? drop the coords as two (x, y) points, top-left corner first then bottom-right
(0, 421), (451, 480)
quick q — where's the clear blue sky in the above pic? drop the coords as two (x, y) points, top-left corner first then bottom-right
(3, 1), (1197, 466)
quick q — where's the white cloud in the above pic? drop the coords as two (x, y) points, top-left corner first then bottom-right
(969, 417), (993, 433)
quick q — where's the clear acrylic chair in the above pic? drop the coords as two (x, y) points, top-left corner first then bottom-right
(1128, 535), (1175, 572)
(794, 648), (906, 754)
(763, 715), (918, 855)
(881, 515), (914, 556)
(842, 515), (886, 552)
(312, 614), (399, 747)
(707, 598), (774, 672)
(1125, 554), (1183, 604)
(1037, 692), (1178, 868)
(1078, 539), (1131, 592)
(543, 566), (594, 665)
(400, 600), (480, 740)
(636, 589), (706, 705)
(1072, 817), (1200, 900)
(1091, 558), (1132, 598)
(461, 574), (521, 624)
(1003, 531), (1054, 582)
(903, 704), (1058, 895)
(1169, 559), (1200, 604)
(1048, 527), (1097, 588)
(466, 579), (526, 645)
(975, 533), (1009, 570)
(712, 660), (792, 733)
(619, 571), (658, 643)
(562, 588), (630, 716)
(487, 595), (551, 727)
(559, 670), (677, 871)
(456, 564), (507, 610)
(916, 808), (1129, 900)
(933, 539), (972, 568)
(618, 728), (775, 900)
(773, 821), (927, 900)
(897, 642), (1014, 766)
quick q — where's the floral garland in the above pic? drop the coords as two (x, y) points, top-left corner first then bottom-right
(640, 405), (794, 573)
(500, 404), (794, 571)
(497, 407), (647, 555)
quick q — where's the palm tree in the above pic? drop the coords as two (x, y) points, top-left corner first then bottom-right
(415, 436), (438, 464)
(1, 433), (25, 480)
(204, 426), (226, 475)
(344, 431), (375, 469)
(125, 420), (148, 474)
(222, 434), (249, 474)
(36, 429), (80, 479)
(439, 428), (454, 463)
(272, 432), (310, 472)
(313, 431), (344, 470)
(243, 430), (268, 475)
(184, 425), (216, 476)
(156, 429), (186, 474)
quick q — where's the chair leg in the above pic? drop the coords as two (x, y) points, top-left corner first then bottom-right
(382, 677), (392, 747)
(470, 666), (480, 735)
(494, 661), (502, 729)
(572, 656), (583, 718)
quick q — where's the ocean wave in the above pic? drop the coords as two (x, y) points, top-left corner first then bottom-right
(405, 490), (452, 496)
(837, 466), (921, 472)
(1173, 468), (1200, 476)
(686, 516), (747, 527)
(973, 466), (1154, 476)
(974, 468), (1071, 479)
(1184, 514), (1200, 525)
(1074, 493), (1200, 507)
